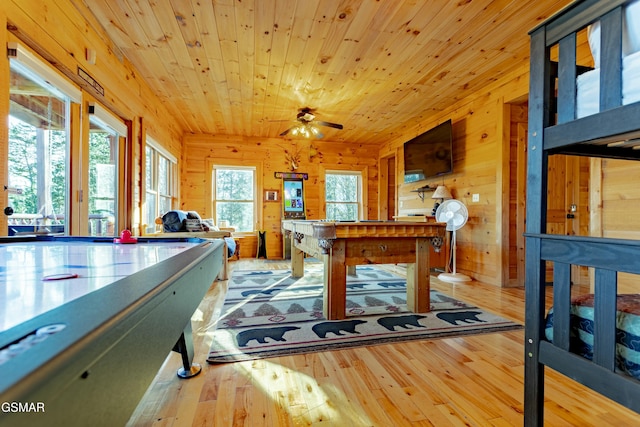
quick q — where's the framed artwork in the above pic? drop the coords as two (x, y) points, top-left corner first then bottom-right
(265, 189), (279, 202)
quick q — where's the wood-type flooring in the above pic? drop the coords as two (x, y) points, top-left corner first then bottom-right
(126, 260), (640, 426)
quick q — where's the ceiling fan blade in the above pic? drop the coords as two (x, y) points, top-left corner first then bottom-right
(316, 120), (343, 130)
(280, 127), (295, 136)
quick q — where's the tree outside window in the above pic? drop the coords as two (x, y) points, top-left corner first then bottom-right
(8, 118), (67, 226)
(325, 172), (361, 221)
(213, 167), (255, 232)
(88, 119), (118, 236)
(145, 143), (176, 233)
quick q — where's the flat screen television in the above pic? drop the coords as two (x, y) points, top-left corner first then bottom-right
(403, 119), (453, 183)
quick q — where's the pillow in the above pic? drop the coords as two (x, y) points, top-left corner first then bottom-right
(162, 210), (187, 232)
(587, 21), (600, 68)
(588, 1), (640, 68)
(201, 219), (219, 231)
(185, 218), (204, 232)
(624, 0), (640, 56)
(187, 211), (202, 220)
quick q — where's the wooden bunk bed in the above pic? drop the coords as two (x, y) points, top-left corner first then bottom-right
(525, 0), (640, 424)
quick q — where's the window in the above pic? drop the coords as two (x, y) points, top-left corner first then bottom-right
(88, 105), (126, 236)
(213, 166), (255, 232)
(325, 171), (363, 221)
(144, 140), (176, 234)
(7, 43), (80, 236)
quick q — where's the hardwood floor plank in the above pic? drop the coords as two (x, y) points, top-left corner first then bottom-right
(432, 402), (474, 426)
(371, 388), (420, 427)
(126, 260), (640, 426)
(269, 388), (295, 427)
(192, 400), (216, 427)
(315, 351), (383, 425)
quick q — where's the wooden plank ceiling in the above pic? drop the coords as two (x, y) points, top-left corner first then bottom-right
(79, 0), (572, 145)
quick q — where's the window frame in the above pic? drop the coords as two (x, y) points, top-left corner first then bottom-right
(144, 138), (177, 234)
(7, 42), (81, 236)
(206, 158), (263, 234)
(320, 165), (369, 221)
(86, 103), (127, 236)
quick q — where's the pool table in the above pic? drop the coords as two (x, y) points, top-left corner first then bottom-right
(282, 220), (446, 319)
(0, 236), (225, 427)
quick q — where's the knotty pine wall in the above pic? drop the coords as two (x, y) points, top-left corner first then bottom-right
(378, 66), (533, 286)
(181, 135), (379, 259)
(0, 1), (183, 235)
(596, 158), (640, 293)
(380, 71), (598, 287)
(375, 30), (602, 288)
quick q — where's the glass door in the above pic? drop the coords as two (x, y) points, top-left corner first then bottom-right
(88, 112), (123, 237)
(7, 58), (73, 236)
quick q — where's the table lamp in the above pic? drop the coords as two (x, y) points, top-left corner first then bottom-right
(431, 185), (452, 215)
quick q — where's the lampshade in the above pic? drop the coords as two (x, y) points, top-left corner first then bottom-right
(431, 185), (452, 200)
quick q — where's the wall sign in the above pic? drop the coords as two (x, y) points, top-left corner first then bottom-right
(275, 172), (308, 180)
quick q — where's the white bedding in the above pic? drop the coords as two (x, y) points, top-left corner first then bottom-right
(577, 1), (640, 118)
(577, 50), (640, 118)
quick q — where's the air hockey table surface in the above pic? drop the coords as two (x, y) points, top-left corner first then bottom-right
(0, 235), (225, 427)
(0, 237), (212, 330)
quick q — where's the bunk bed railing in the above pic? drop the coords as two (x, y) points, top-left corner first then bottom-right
(545, 104), (640, 157)
(538, 341), (640, 412)
(534, 0), (640, 159)
(536, 234), (640, 275)
(527, 233), (640, 414)
(542, 0), (628, 46)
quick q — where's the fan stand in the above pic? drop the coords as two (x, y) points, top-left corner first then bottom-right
(437, 228), (471, 283)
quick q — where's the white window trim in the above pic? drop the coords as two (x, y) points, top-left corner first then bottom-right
(144, 140), (177, 233)
(205, 158), (263, 233)
(146, 137), (177, 164)
(90, 103), (127, 136)
(8, 42), (80, 236)
(8, 42), (81, 102)
(320, 165), (369, 220)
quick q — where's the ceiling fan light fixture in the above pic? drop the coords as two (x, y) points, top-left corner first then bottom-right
(279, 108), (343, 139)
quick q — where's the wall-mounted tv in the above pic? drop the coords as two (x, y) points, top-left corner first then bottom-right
(403, 119), (453, 183)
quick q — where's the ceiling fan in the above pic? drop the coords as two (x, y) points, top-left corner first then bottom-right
(279, 108), (343, 138)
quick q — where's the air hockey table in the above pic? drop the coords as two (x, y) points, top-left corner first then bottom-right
(0, 235), (225, 427)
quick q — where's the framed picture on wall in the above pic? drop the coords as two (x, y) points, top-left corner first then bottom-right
(265, 189), (279, 202)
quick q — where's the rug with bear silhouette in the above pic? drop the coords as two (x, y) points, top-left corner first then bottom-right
(207, 265), (521, 362)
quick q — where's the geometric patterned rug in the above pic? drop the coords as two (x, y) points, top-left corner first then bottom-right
(207, 265), (522, 363)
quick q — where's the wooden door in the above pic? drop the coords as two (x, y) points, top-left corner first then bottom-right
(547, 154), (588, 284)
(378, 154), (396, 220)
(546, 155), (573, 282)
(509, 106), (587, 286)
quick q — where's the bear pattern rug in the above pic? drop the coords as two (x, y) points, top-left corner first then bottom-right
(207, 266), (521, 362)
